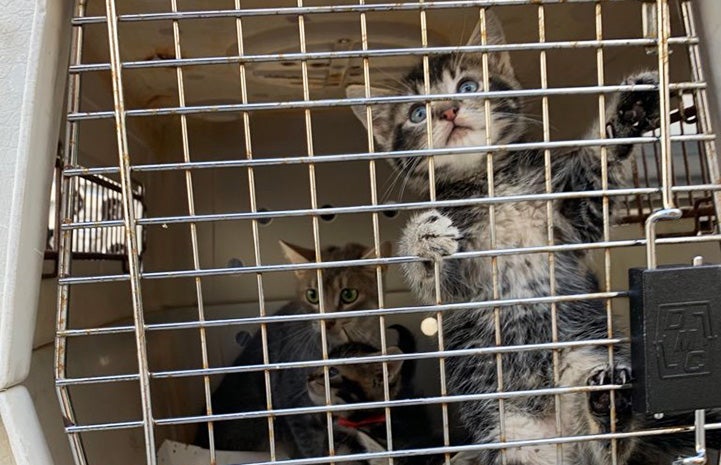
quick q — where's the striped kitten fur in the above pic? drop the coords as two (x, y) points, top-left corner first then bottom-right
(346, 11), (710, 465)
(306, 341), (445, 465)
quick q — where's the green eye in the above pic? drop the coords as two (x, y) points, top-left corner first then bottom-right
(340, 288), (359, 304)
(306, 288), (319, 304)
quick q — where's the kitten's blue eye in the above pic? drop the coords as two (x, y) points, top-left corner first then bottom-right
(457, 79), (478, 93)
(328, 367), (340, 377)
(408, 104), (427, 123)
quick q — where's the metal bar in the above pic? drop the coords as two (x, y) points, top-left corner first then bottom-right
(67, 37), (699, 74)
(594, 3), (621, 464)
(357, 0), (397, 459)
(154, 383), (633, 423)
(103, 0), (157, 462)
(293, 1), (337, 459)
(233, 0), (279, 458)
(54, 0), (88, 463)
(57, 337), (627, 385)
(59, 181), (721, 231)
(167, 1), (216, 457)
(657, 0), (674, 209)
(67, 0), (690, 25)
(57, 231), (721, 286)
(61, 135), (703, 176)
(57, 292), (629, 337)
(63, 420), (721, 455)
(66, 82), (705, 121)
(680, 0), (721, 236)
(644, 208), (682, 269)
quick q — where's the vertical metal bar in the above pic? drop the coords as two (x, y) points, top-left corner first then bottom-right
(679, 0), (721, 235)
(594, 3), (620, 464)
(234, 1), (278, 459)
(656, 0), (675, 210)
(104, 0), (157, 462)
(168, 1), (215, 459)
(478, 9), (506, 464)
(416, 3), (452, 464)
(670, 257), (708, 465)
(419, 0), (436, 205)
(536, 6), (563, 464)
(55, 1), (89, 462)
(691, 259), (707, 464)
(357, 2), (395, 459)
(645, 0), (682, 272)
(295, 1), (335, 459)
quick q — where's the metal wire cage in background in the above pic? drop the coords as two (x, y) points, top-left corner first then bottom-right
(52, 1), (721, 465)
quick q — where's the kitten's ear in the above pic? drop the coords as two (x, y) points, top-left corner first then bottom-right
(383, 346), (404, 380)
(361, 241), (393, 271)
(279, 241), (316, 277)
(466, 10), (515, 79)
(345, 85), (397, 151)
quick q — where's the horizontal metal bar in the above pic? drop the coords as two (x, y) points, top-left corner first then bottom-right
(67, 37), (697, 74)
(65, 420), (144, 433)
(61, 133), (715, 177)
(70, 0), (634, 26)
(58, 290), (623, 337)
(60, 180), (721, 231)
(56, 373), (140, 386)
(55, 338), (625, 386)
(57, 232), (721, 285)
(66, 82), (704, 121)
(158, 383), (626, 425)
(65, 415), (721, 458)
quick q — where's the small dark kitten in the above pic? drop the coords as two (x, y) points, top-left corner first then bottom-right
(346, 11), (711, 465)
(307, 342), (445, 465)
(194, 241), (392, 456)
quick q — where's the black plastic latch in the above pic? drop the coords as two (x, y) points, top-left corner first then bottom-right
(629, 263), (721, 414)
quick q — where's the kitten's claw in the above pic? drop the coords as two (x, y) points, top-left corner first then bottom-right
(587, 364), (633, 427)
(610, 71), (661, 139)
(401, 210), (460, 272)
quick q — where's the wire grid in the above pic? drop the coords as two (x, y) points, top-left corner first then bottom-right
(54, 1), (721, 465)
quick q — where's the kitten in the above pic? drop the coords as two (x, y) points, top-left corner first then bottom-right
(306, 341), (445, 465)
(345, 12), (696, 465)
(279, 240), (392, 348)
(194, 241), (392, 456)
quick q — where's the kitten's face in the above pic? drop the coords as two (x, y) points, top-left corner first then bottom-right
(347, 13), (524, 186)
(280, 241), (391, 346)
(306, 344), (403, 413)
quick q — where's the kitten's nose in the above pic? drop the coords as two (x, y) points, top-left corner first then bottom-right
(440, 106), (459, 122)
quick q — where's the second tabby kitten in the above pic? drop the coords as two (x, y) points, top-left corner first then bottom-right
(306, 341), (445, 465)
(195, 241), (391, 455)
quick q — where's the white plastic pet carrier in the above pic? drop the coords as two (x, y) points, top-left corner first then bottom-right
(2, 1), (721, 465)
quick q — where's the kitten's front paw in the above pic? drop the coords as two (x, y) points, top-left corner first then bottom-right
(587, 364), (633, 428)
(401, 210), (460, 272)
(610, 71), (660, 139)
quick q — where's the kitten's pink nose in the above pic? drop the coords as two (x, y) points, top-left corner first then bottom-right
(440, 106), (459, 122)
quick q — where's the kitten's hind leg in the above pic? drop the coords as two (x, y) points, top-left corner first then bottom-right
(606, 71), (661, 162)
(559, 348), (636, 465)
(399, 210), (463, 303)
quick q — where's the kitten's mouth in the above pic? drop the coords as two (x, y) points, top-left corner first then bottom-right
(444, 125), (471, 145)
